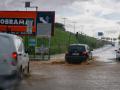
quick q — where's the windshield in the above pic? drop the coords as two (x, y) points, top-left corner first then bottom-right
(68, 45), (86, 52)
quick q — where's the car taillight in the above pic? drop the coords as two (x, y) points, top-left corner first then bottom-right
(11, 52), (17, 66)
(12, 52), (17, 60)
(82, 52), (88, 56)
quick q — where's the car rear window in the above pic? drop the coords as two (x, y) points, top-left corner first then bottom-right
(0, 36), (11, 54)
(68, 45), (86, 52)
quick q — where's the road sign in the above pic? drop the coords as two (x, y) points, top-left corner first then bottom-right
(29, 38), (36, 46)
(39, 17), (49, 24)
(98, 32), (103, 36)
(37, 11), (55, 37)
(25, 2), (30, 7)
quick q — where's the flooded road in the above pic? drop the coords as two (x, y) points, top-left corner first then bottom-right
(93, 45), (117, 64)
(16, 45), (120, 90)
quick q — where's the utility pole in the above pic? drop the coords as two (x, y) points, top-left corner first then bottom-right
(72, 22), (77, 34)
(80, 25), (84, 34)
(62, 17), (68, 48)
(62, 18), (67, 31)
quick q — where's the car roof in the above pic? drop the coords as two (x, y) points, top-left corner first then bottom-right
(0, 32), (21, 40)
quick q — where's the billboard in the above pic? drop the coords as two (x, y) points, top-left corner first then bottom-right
(36, 11), (55, 37)
(0, 11), (37, 35)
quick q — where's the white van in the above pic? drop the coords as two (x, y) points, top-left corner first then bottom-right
(0, 33), (29, 89)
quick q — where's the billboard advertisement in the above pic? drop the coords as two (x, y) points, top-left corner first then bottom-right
(0, 11), (37, 35)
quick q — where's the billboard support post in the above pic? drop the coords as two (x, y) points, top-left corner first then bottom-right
(25, 1), (38, 59)
(35, 6), (38, 59)
(36, 11), (55, 60)
(48, 37), (51, 60)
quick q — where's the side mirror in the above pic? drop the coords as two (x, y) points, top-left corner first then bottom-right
(90, 48), (93, 51)
(25, 49), (29, 53)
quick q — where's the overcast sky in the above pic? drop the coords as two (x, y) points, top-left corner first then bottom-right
(1, 0), (120, 38)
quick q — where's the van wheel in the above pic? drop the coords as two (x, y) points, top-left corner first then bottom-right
(17, 67), (23, 80)
(24, 62), (30, 76)
(27, 62), (30, 73)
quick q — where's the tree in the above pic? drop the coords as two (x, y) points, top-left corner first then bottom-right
(55, 23), (65, 31)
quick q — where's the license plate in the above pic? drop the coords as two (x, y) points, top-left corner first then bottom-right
(72, 53), (79, 55)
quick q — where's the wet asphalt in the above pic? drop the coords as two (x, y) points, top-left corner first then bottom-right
(6, 45), (120, 90)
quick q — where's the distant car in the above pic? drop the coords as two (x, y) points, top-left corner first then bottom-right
(115, 48), (120, 60)
(0, 33), (29, 89)
(65, 44), (92, 63)
(111, 43), (115, 46)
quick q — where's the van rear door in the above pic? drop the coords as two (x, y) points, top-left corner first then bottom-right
(0, 35), (14, 75)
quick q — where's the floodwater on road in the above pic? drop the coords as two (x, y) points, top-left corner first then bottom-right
(93, 45), (117, 64)
(13, 45), (120, 90)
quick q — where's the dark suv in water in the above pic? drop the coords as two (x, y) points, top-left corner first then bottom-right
(65, 44), (92, 63)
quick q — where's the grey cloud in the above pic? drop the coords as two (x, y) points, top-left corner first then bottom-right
(114, 0), (120, 2)
(0, 0), (94, 10)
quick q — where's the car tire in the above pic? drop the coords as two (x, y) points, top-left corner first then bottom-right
(67, 61), (72, 64)
(65, 59), (71, 64)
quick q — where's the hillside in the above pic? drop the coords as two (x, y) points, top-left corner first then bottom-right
(49, 26), (107, 54)
(23, 24), (107, 55)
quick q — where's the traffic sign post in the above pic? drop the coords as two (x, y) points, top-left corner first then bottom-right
(28, 37), (36, 58)
(36, 11), (55, 60)
(36, 11), (55, 37)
